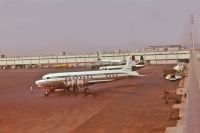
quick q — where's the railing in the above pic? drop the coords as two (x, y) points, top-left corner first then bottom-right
(183, 51), (200, 133)
(192, 51), (200, 90)
(0, 50), (190, 66)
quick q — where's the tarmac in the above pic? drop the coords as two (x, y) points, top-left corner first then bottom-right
(0, 65), (180, 133)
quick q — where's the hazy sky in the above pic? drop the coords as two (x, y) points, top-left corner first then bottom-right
(0, 0), (199, 56)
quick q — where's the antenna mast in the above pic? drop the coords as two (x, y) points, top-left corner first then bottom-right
(191, 14), (195, 52)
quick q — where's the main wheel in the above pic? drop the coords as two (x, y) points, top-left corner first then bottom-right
(84, 88), (91, 94)
(73, 87), (78, 94)
(66, 87), (70, 93)
(44, 91), (49, 96)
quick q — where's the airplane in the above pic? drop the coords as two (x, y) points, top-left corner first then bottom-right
(96, 51), (125, 64)
(91, 51), (126, 69)
(35, 54), (143, 96)
(99, 55), (145, 70)
(173, 64), (184, 71)
(164, 63), (185, 81)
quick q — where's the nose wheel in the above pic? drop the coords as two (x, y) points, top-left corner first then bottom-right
(44, 88), (50, 96)
(84, 88), (91, 94)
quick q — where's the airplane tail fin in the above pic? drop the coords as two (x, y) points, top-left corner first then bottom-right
(97, 51), (103, 61)
(122, 54), (137, 72)
(121, 54), (147, 76)
(137, 55), (145, 65)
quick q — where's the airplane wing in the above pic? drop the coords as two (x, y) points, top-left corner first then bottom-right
(36, 78), (116, 88)
(87, 79), (114, 84)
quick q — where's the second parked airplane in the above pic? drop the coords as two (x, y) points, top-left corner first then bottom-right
(99, 55), (145, 70)
(91, 51), (126, 69)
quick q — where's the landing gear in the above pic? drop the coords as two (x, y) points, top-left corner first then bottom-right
(44, 88), (49, 96)
(66, 87), (70, 93)
(84, 87), (91, 94)
(73, 86), (79, 94)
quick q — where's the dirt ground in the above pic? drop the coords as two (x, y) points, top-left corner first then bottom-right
(0, 65), (180, 133)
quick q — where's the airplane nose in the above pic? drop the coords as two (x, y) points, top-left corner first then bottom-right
(35, 80), (43, 87)
(35, 80), (39, 85)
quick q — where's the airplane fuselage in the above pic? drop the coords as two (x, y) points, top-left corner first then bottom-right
(99, 64), (144, 70)
(36, 69), (138, 88)
(35, 54), (141, 96)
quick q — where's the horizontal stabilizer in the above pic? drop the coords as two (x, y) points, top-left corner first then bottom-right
(137, 75), (147, 77)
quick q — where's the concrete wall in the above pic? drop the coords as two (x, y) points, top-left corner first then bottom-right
(0, 50), (190, 66)
(183, 52), (200, 133)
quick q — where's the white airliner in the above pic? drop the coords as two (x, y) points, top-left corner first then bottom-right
(35, 55), (143, 96)
(173, 64), (184, 71)
(165, 63), (185, 81)
(91, 51), (125, 69)
(97, 51), (125, 64)
(99, 56), (145, 70)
